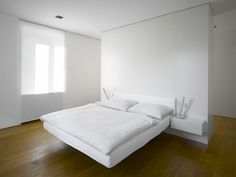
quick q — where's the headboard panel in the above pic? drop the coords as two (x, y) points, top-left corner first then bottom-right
(112, 92), (175, 109)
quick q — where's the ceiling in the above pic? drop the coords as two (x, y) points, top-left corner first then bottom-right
(0, 0), (235, 38)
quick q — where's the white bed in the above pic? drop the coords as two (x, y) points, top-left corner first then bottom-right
(41, 93), (174, 168)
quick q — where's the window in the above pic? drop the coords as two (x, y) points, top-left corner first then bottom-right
(35, 44), (50, 94)
(53, 46), (65, 93)
(21, 22), (65, 95)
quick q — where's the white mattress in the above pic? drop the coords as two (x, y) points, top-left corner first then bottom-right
(43, 114), (171, 168)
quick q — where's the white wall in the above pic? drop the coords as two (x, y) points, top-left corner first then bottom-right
(0, 14), (101, 126)
(208, 8), (214, 140)
(21, 33), (101, 121)
(102, 5), (212, 143)
(63, 33), (101, 108)
(213, 8), (236, 118)
(21, 93), (63, 122)
(0, 14), (20, 128)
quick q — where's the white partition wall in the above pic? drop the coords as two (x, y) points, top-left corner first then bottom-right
(101, 4), (213, 143)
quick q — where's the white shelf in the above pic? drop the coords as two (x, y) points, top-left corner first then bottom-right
(171, 117), (207, 136)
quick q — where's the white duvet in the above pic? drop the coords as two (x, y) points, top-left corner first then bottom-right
(41, 104), (157, 154)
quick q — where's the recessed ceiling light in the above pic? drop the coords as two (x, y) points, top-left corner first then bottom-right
(55, 15), (64, 19)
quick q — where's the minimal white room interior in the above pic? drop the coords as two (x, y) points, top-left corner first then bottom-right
(0, 0), (236, 176)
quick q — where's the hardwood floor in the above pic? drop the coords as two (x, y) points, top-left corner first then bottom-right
(0, 115), (236, 177)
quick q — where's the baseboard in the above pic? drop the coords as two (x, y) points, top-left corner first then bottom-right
(215, 114), (236, 119)
(165, 127), (208, 144)
(21, 117), (39, 123)
(0, 120), (21, 129)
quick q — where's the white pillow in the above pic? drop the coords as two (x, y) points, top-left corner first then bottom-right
(128, 103), (173, 119)
(100, 99), (138, 111)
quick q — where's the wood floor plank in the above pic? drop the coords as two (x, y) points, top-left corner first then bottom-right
(0, 116), (235, 177)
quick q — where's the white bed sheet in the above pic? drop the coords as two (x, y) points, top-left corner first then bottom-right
(41, 104), (157, 154)
(43, 115), (171, 168)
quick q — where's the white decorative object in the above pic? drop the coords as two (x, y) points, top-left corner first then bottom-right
(175, 96), (193, 119)
(103, 88), (110, 100)
(174, 98), (177, 116)
(171, 117), (207, 135)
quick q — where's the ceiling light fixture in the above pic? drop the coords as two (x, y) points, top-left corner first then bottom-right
(55, 15), (64, 19)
